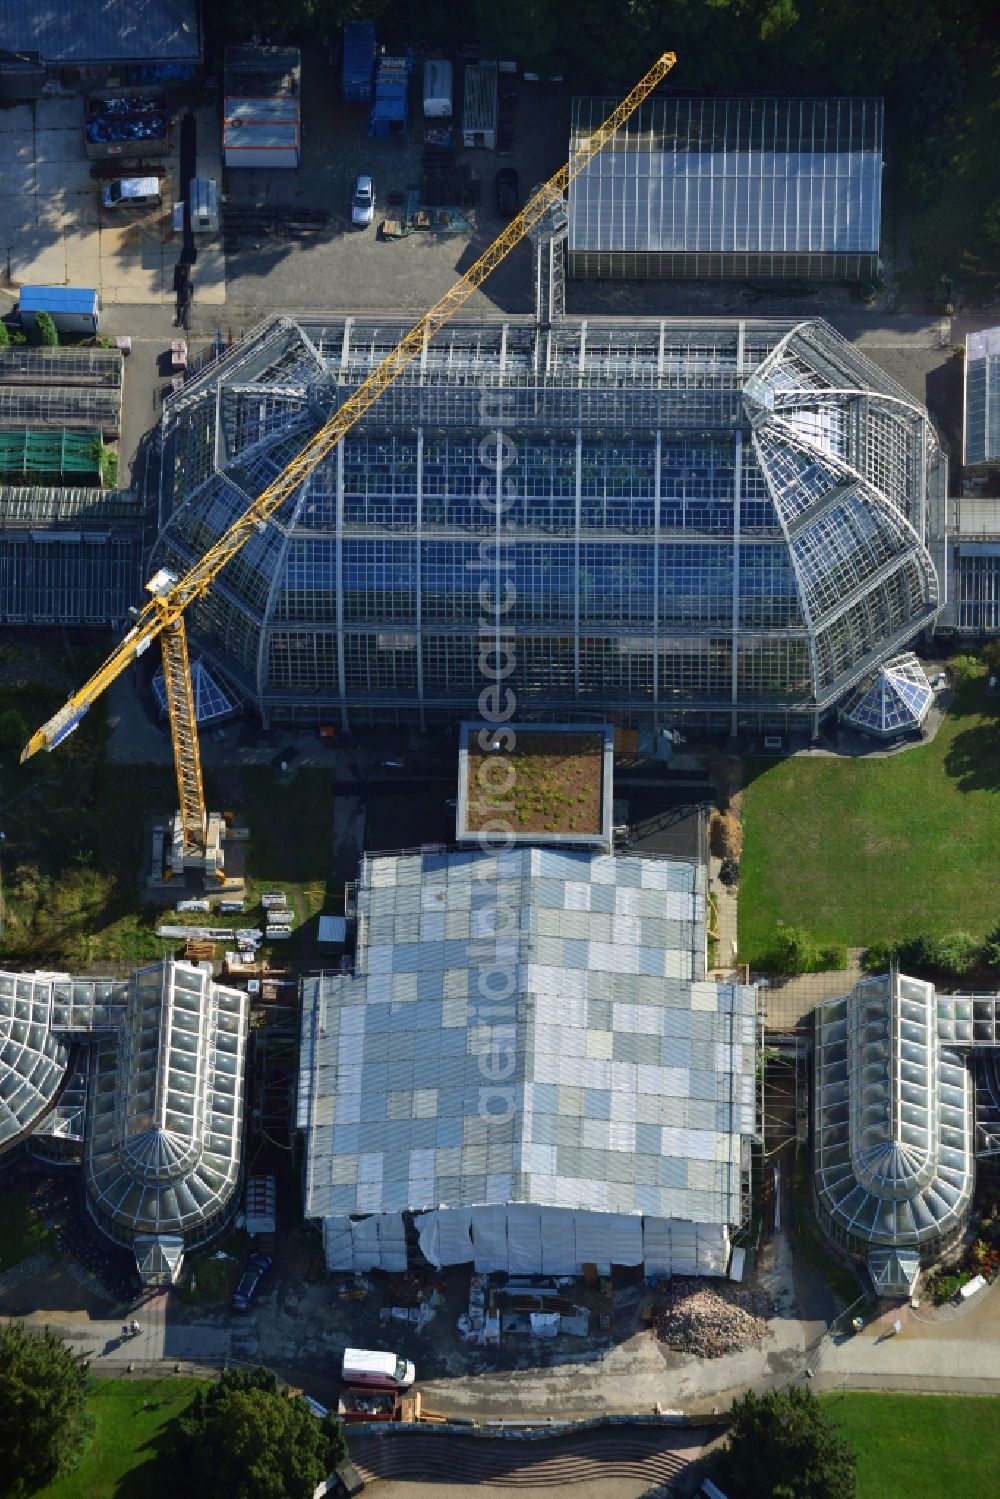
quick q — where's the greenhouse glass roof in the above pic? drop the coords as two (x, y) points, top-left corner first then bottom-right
(299, 848), (758, 1233)
(964, 327), (1000, 466)
(84, 962), (247, 1248)
(841, 652), (932, 738)
(814, 972), (975, 1290)
(569, 97), (883, 256)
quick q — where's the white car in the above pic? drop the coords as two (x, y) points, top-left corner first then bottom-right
(352, 175), (375, 227)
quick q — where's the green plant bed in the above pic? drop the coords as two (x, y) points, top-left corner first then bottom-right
(821, 1393), (1000, 1499)
(739, 671), (1000, 963)
(0, 1188), (58, 1271)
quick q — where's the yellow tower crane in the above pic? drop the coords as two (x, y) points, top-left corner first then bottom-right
(22, 51), (677, 879)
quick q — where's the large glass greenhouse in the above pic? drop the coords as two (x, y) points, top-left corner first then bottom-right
(154, 314), (945, 737)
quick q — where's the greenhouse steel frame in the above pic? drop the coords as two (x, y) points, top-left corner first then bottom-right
(155, 313), (945, 736)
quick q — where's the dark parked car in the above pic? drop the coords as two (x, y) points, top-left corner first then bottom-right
(231, 1252), (273, 1311)
(495, 167), (519, 218)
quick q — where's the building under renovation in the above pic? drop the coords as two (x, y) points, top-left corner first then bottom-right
(156, 313), (945, 738)
(0, 960), (247, 1285)
(297, 847), (758, 1278)
(814, 969), (1000, 1296)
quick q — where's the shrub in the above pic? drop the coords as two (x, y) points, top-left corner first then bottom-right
(861, 941), (895, 973)
(768, 926), (822, 975)
(33, 311), (59, 347)
(930, 930), (981, 975)
(949, 653), (984, 687)
(819, 942), (849, 970)
(984, 925), (1000, 970)
(0, 320), (9, 348)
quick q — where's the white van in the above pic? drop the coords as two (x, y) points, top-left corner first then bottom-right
(422, 58), (453, 119)
(341, 1347), (415, 1389)
(101, 176), (162, 210)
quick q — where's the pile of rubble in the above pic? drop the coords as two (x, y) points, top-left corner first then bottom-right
(654, 1278), (771, 1359)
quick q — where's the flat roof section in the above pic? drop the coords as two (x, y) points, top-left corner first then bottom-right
(457, 723), (614, 851)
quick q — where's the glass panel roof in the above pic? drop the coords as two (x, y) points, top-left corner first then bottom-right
(842, 652), (932, 737)
(569, 97), (883, 255)
(963, 328), (1000, 466)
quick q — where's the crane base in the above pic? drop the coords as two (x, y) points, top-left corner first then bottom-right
(169, 810), (226, 882)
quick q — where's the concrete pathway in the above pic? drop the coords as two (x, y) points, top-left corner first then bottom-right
(18, 1294), (230, 1370)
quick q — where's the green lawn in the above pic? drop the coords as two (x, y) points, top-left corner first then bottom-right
(739, 673), (1000, 964)
(35, 1379), (202, 1499)
(822, 1392), (1000, 1498)
(0, 1188), (57, 1272)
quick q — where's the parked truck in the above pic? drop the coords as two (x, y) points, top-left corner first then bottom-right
(84, 86), (170, 159)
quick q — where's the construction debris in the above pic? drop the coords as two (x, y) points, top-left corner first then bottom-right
(654, 1277), (771, 1359)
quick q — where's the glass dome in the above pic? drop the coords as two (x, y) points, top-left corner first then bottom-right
(841, 651), (932, 738)
(154, 315), (944, 734)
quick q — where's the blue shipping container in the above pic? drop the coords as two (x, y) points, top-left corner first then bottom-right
(19, 286), (100, 335)
(342, 21), (376, 103)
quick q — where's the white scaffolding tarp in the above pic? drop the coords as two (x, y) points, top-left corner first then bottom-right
(408, 1205), (727, 1277)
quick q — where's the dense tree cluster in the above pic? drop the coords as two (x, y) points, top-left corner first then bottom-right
(715, 1384), (857, 1499)
(158, 1365), (348, 1499)
(0, 1325), (93, 1499)
(210, 0), (993, 99)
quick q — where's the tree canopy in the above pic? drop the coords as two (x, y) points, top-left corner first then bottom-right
(0, 1324), (92, 1499)
(715, 1385), (857, 1499)
(158, 1366), (348, 1499)
(210, 0), (993, 98)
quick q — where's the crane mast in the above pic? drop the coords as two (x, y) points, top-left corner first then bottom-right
(22, 52), (677, 875)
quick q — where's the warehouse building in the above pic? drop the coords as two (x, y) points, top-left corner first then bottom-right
(155, 313), (945, 739)
(297, 847), (758, 1278)
(0, 961), (247, 1285)
(814, 970), (1000, 1295)
(568, 96), (883, 282)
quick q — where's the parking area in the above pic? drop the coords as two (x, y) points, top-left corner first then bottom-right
(217, 50), (570, 325)
(0, 93), (224, 308)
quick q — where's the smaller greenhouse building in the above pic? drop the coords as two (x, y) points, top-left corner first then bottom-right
(0, 961), (247, 1285)
(963, 327), (1000, 468)
(568, 96), (883, 281)
(814, 971), (1000, 1295)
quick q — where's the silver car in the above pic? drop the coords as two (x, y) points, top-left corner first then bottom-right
(351, 175), (375, 228)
